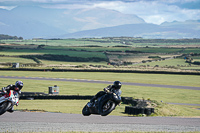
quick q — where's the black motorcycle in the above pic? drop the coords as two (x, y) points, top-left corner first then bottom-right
(82, 91), (121, 116)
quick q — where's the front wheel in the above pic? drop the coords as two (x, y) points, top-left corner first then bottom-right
(100, 100), (116, 116)
(82, 105), (91, 116)
(0, 102), (10, 115)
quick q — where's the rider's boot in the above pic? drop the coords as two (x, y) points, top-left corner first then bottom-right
(90, 96), (96, 103)
(89, 96), (96, 107)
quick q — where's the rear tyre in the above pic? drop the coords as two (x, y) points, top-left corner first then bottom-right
(100, 99), (116, 116)
(0, 102), (10, 115)
(82, 105), (91, 116)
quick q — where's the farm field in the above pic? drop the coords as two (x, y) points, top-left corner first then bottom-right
(0, 38), (200, 72)
(0, 38), (200, 117)
(1, 38), (200, 47)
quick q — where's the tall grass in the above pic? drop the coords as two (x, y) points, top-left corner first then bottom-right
(15, 100), (200, 117)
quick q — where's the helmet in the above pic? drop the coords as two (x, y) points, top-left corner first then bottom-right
(113, 81), (122, 89)
(15, 81), (23, 91)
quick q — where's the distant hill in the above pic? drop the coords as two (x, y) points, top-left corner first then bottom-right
(0, 7), (66, 39)
(0, 6), (145, 39)
(0, 6), (199, 39)
(61, 20), (200, 39)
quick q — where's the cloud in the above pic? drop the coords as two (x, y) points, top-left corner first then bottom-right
(0, 6), (16, 10)
(0, 0), (200, 24)
(88, 0), (200, 24)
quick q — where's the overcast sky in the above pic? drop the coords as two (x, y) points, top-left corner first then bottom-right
(0, 0), (200, 24)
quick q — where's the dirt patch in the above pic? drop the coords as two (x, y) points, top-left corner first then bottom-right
(0, 43), (14, 46)
(162, 45), (200, 48)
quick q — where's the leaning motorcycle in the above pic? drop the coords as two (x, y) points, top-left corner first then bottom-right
(0, 90), (19, 115)
(82, 91), (120, 116)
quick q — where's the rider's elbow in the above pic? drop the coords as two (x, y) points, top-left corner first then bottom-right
(112, 94), (121, 104)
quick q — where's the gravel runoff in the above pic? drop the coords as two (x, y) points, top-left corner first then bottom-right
(0, 111), (200, 132)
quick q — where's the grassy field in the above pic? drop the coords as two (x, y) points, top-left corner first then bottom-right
(0, 48), (107, 58)
(15, 100), (200, 117)
(1, 71), (200, 87)
(0, 39), (120, 46)
(0, 57), (36, 63)
(1, 78), (199, 104)
(0, 50), (200, 72)
(0, 71), (199, 116)
(1, 38), (200, 71)
(0, 38), (200, 117)
(1, 38), (200, 46)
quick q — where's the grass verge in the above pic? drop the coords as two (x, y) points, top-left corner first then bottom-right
(15, 100), (200, 117)
(0, 71), (200, 87)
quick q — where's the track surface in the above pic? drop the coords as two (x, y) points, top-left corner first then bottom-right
(0, 111), (200, 132)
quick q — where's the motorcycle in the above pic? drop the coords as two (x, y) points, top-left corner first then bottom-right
(82, 91), (121, 116)
(0, 90), (19, 115)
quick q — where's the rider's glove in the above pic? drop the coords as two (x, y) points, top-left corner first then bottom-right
(104, 85), (112, 92)
(104, 88), (110, 93)
(2, 87), (6, 93)
(2, 89), (7, 94)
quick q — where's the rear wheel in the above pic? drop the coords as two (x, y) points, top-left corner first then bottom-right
(0, 102), (10, 115)
(100, 100), (116, 116)
(82, 105), (91, 116)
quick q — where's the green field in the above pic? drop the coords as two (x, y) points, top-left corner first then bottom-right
(15, 100), (200, 117)
(1, 38), (200, 46)
(0, 71), (199, 116)
(0, 38), (200, 117)
(1, 71), (200, 87)
(1, 38), (200, 71)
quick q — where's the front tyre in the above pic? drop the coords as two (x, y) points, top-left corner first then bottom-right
(100, 100), (116, 116)
(82, 105), (91, 116)
(0, 102), (10, 115)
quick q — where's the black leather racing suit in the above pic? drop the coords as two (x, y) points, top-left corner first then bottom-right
(90, 85), (122, 104)
(1, 84), (21, 95)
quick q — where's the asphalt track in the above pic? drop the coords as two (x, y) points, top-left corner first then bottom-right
(0, 111), (200, 132)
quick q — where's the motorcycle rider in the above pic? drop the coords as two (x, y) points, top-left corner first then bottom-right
(1, 81), (23, 112)
(90, 81), (122, 105)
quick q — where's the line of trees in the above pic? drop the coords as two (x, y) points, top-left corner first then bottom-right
(102, 37), (200, 43)
(0, 34), (23, 40)
(20, 54), (108, 62)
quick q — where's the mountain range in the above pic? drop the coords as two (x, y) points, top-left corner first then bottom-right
(62, 20), (200, 39)
(0, 6), (199, 39)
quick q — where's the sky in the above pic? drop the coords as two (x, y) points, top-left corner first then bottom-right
(0, 0), (200, 24)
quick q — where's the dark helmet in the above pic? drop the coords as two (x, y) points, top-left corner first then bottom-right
(15, 81), (23, 91)
(113, 81), (122, 89)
